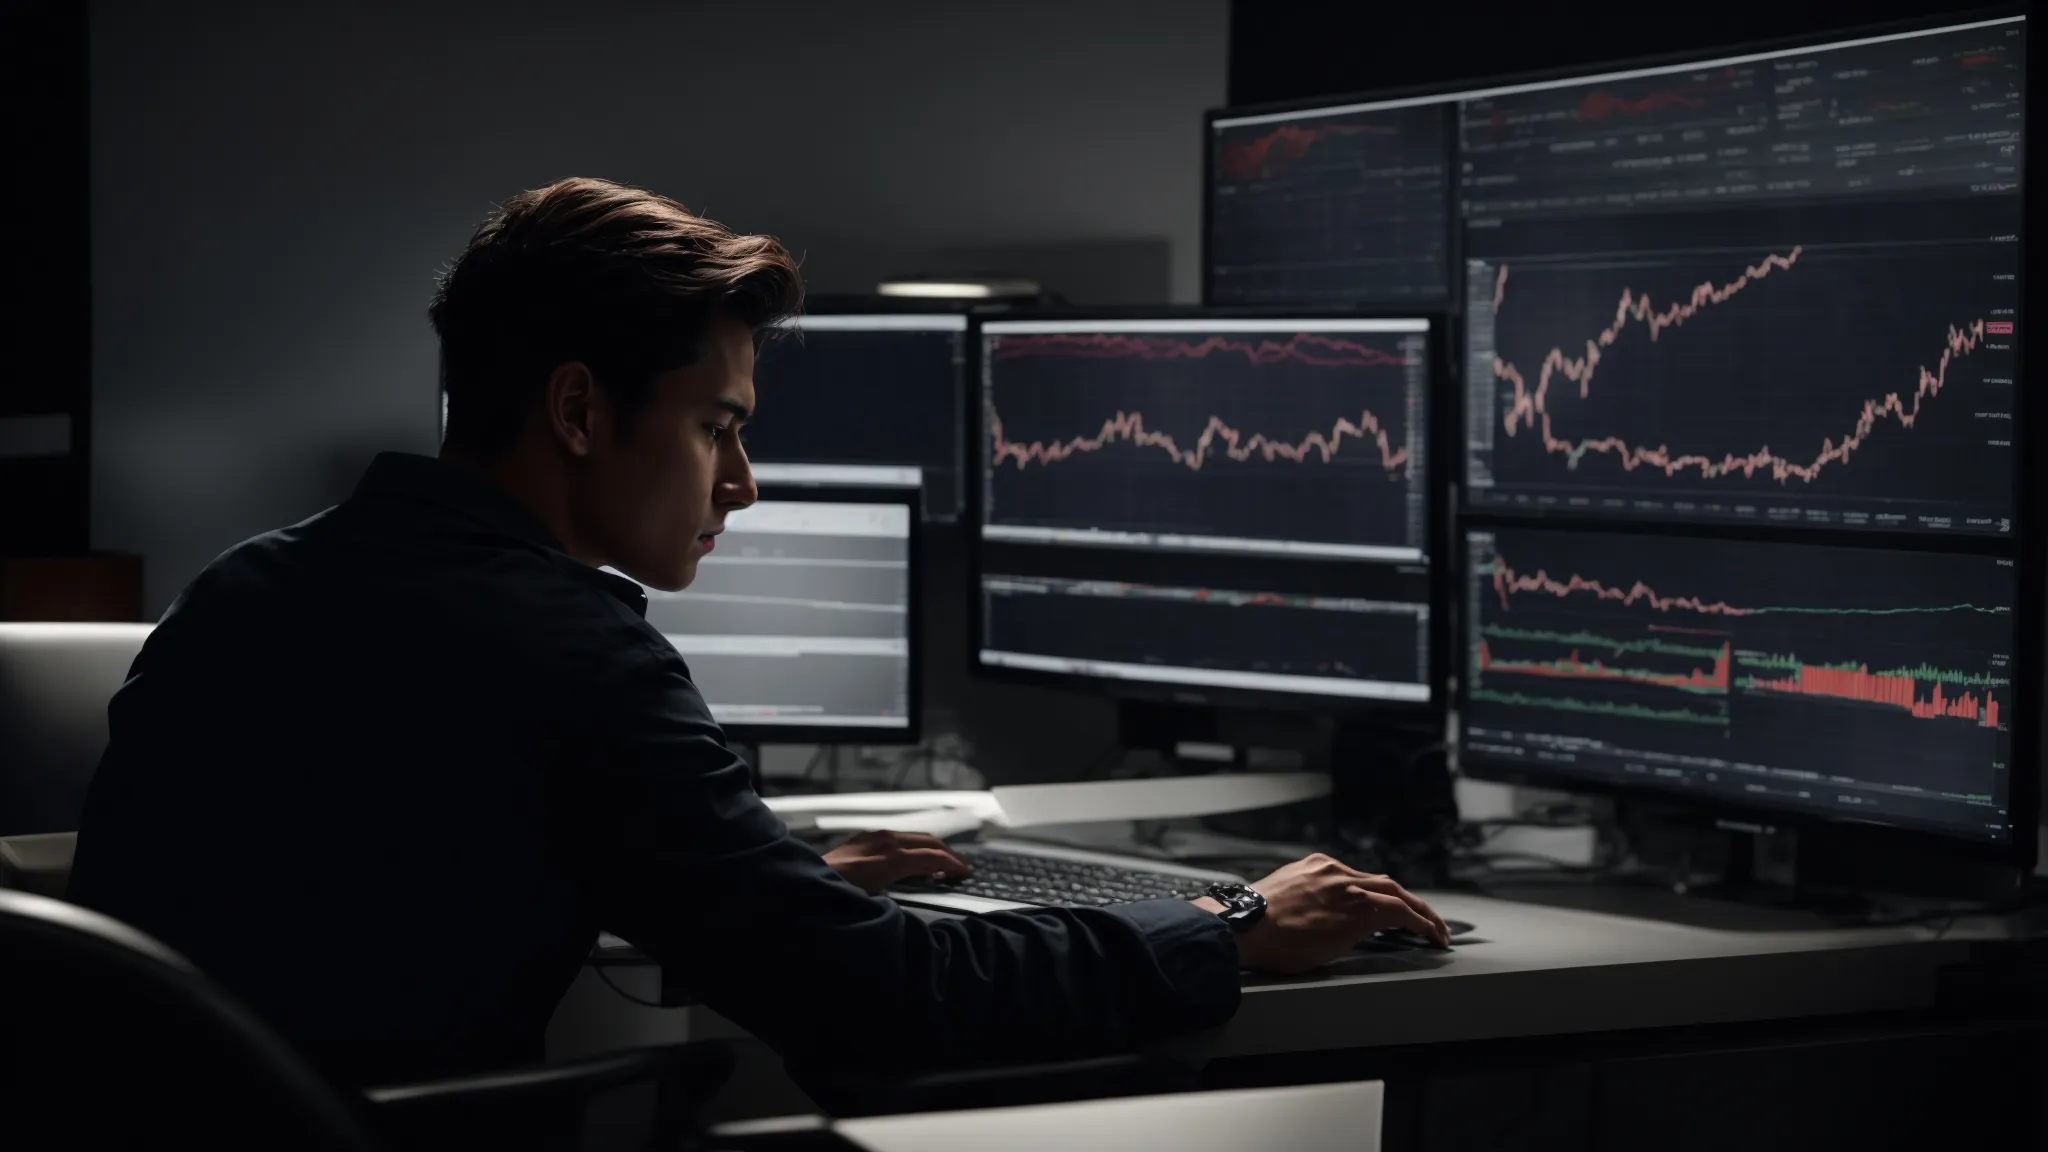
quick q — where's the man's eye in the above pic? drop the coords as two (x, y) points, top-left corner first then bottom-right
(706, 424), (730, 442)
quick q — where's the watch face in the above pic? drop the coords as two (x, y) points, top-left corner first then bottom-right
(1208, 883), (1264, 916)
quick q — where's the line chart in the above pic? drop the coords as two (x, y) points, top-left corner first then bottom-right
(1574, 69), (1739, 123)
(1465, 237), (2019, 534)
(1492, 247), (1989, 486)
(1462, 529), (2014, 837)
(1217, 121), (1385, 180)
(983, 326), (1429, 554)
(1486, 557), (2008, 619)
(1209, 102), (1448, 305)
(988, 408), (1409, 475)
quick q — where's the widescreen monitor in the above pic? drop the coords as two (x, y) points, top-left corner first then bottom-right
(973, 314), (1437, 708)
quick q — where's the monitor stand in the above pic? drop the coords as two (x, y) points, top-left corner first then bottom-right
(1661, 822), (1874, 918)
(1550, 802), (2036, 924)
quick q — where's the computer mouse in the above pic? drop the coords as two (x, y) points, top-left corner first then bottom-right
(1363, 918), (1475, 950)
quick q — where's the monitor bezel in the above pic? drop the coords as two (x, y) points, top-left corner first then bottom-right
(708, 483), (923, 748)
(963, 304), (1451, 719)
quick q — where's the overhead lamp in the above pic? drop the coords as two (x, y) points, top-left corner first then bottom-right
(874, 276), (1041, 300)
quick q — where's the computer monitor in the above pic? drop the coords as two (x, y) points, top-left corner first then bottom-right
(1459, 526), (2021, 848)
(628, 486), (919, 744)
(1209, 13), (2034, 856)
(1456, 17), (2023, 539)
(1211, 14), (2025, 540)
(973, 314), (1437, 709)
(746, 312), (969, 521)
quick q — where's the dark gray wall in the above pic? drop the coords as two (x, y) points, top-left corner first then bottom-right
(90, 0), (1227, 616)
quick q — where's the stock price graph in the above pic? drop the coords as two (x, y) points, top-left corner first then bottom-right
(1463, 529), (2015, 842)
(1209, 103), (1448, 304)
(983, 324), (1429, 556)
(981, 574), (1428, 700)
(1465, 239), (2018, 533)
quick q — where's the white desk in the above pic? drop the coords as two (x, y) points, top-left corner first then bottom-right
(672, 888), (2025, 1060)
(714, 1080), (1385, 1152)
(1184, 888), (2011, 1059)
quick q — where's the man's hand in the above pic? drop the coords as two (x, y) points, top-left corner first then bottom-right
(1193, 854), (1451, 973)
(823, 830), (971, 895)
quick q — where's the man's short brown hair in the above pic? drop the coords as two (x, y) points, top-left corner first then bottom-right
(430, 177), (803, 458)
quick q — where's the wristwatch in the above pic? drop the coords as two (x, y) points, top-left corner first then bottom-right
(1203, 883), (1267, 931)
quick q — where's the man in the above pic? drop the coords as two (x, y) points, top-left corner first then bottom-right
(70, 177), (1448, 1098)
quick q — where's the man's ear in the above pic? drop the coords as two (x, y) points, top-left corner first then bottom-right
(542, 362), (598, 457)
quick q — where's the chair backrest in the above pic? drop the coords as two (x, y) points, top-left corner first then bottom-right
(0, 622), (151, 835)
(0, 887), (383, 1150)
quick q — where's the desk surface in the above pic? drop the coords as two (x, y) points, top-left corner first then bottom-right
(1203, 886), (2011, 1058)
(814, 1081), (1382, 1152)
(665, 886), (2027, 1059)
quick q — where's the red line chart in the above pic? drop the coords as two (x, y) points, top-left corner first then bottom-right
(1218, 121), (1382, 179)
(1489, 557), (1756, 617)
(1492, 248), (1989, 485)
(1577, 70), (1738, 120)
(992, 332), (1408, 369)
(989, 408), (1410, 474)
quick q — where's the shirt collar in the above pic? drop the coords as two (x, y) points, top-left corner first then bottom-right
(352, 452), (650, 615)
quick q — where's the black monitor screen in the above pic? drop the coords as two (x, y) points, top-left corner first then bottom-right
(976, 317), (1434, 706)
(1461, 18), (2022, 537)
(1208, 102), (1451, 305)
(747, 315), (967, 521)
(1461, 527), (2017, 844)
(629, 498), (913, 734)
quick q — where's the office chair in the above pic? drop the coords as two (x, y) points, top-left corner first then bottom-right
(0, 888), (735, 1150)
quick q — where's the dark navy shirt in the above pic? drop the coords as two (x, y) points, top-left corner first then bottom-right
(69, 452), (1239, 1087)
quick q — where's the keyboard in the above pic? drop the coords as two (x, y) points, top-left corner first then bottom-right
(897, 842), (1226, 908)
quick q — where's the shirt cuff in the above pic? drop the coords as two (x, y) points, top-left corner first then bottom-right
(1106, 898), (1243, 1030)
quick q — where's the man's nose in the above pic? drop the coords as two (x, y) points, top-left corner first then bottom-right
(718, 448), (758, 509)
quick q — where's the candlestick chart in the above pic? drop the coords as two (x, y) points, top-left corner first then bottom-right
(1209, 103), (1448, 304)
(982, 326), (1430, 555)
(1463, 529), (2013, 837)
(1464, 238), (2018, 535)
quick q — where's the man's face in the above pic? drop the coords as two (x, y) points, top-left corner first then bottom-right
(583, 311), (759, 591)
